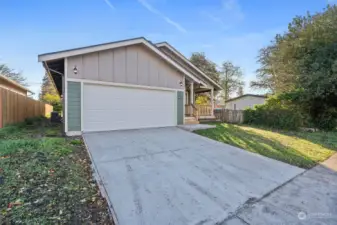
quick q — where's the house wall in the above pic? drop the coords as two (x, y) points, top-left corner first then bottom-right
(225, 96), (266, 110)
(0, 78), (27, 96)
(177, 91), (184, 125)
(158, 46), (213, 88)
(67, 82), (81, 131)
(66, 44), (184, 90)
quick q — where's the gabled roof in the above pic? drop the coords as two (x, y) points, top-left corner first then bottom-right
(0, 74), (32, 93)
(38, 37), (207, 86)
(225, 94), (267, 103)
(156, 42), (223, 90)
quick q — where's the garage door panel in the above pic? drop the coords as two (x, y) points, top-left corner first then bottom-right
(83, 84), (176, 132)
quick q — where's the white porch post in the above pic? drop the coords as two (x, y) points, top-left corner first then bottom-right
(190, 82), (194, 104)
(211, 88), (214, 116)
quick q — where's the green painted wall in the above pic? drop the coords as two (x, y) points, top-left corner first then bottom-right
(67, 82), (81, 131)
(177, 91), (184, 125)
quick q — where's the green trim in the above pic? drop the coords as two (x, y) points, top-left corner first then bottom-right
(67, 82), (81, 131)
(177, 91), (184, 125)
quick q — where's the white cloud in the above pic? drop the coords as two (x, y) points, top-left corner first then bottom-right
(103, 0), (115, 10)
(203, 0), (244, 29)
(137, 0), (187, 33)
(222, 0), (244, 20)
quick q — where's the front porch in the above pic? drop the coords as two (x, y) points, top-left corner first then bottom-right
(184, 81), (215, 124)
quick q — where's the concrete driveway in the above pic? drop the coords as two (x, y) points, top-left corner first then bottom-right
(83, 127), (304, 225)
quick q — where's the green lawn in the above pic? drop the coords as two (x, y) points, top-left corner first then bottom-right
(0, 118), (112, 224)
(195, 123), (337, 169)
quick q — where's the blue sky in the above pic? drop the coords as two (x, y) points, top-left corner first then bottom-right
(1, 0), (334, 98)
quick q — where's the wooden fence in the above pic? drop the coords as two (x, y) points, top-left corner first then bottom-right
(0, 87), (53, 128)
(214, 109), (244, 124)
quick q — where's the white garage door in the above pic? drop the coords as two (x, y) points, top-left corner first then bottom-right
(83, 84), (176, 132)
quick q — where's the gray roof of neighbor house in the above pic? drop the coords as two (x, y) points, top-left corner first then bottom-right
(0, 74), (32, 93)
(225, 94), (267, 103)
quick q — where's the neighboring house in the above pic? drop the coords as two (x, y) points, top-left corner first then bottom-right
(0, 75), (31, 96)
(38, 37), (222, 136)
(221, 94), (267, 110)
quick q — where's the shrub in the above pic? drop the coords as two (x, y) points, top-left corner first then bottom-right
(243, 95), (306, 130)
(24, 117), (35, 126)
(278, 89), (337, 131)
(70, 139), (82, 146)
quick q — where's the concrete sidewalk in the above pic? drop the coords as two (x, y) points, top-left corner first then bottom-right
(224, 154), (337, 225)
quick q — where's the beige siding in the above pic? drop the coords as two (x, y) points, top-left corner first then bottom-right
(137, 46), (149, 85)
(224, 96), (266, 110)
(83, 52), (99, 80)
(126, 46), (138, 84)
(0, 77), (28, 96)
(67, 44), (184, 89)
(98, 50), (113, 82)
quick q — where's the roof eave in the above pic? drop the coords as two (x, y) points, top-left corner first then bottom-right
(0, 75), (32, 93)
(38, 38), (205, 86)
(156, 42), (223, 90)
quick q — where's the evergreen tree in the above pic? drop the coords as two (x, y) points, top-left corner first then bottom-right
(39, 73), (62, 112)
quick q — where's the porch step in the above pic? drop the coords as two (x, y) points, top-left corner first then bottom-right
(184, 116), (199, 125)
(198, 116), (219, 123)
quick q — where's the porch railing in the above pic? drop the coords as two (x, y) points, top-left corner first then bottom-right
(196, 105), (213, 117)
(185, 104), (193, 116)
(185, 104), (212, 117)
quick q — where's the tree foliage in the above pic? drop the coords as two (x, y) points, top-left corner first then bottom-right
(195, 94), (209, 105)
(39, 73), (58, 100)
(244, 95), (307, 130)
(0, 63), (27, 86)
(219, 61), (245, 101)
(251, 5), (337, 130)
(190, 52), (220, 83)
(237, 86), (244, 96)
(39, 73), (62, 112)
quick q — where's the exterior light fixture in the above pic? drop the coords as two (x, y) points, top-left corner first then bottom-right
(179, 80), (183, 86)
(73, 66), (78, 75)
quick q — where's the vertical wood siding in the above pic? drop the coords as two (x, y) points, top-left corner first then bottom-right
(67, 82), (81, 131)
(67, 44), (184, 90)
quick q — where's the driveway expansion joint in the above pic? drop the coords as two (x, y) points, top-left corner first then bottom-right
(98, 147), (189, 164)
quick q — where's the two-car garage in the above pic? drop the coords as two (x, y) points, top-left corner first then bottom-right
(38, 38), (210, 135)
(83, 84), (177, 132)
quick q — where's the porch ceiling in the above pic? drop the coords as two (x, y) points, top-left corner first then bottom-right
(44, 59), (64, 95)
(185, 82), (212, 94)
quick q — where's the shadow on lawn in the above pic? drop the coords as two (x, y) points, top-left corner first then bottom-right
(195, 123), (335, 169)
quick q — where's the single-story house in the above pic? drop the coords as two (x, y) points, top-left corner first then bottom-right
(220, 94), (267, 110)
(38, 37), (222, 136)
(0, 75), (32, 96)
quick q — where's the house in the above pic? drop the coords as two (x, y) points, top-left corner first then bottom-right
(221, 94), (267, 110)
(38, 37), (222, 136)
(0, 75), (31, 96)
